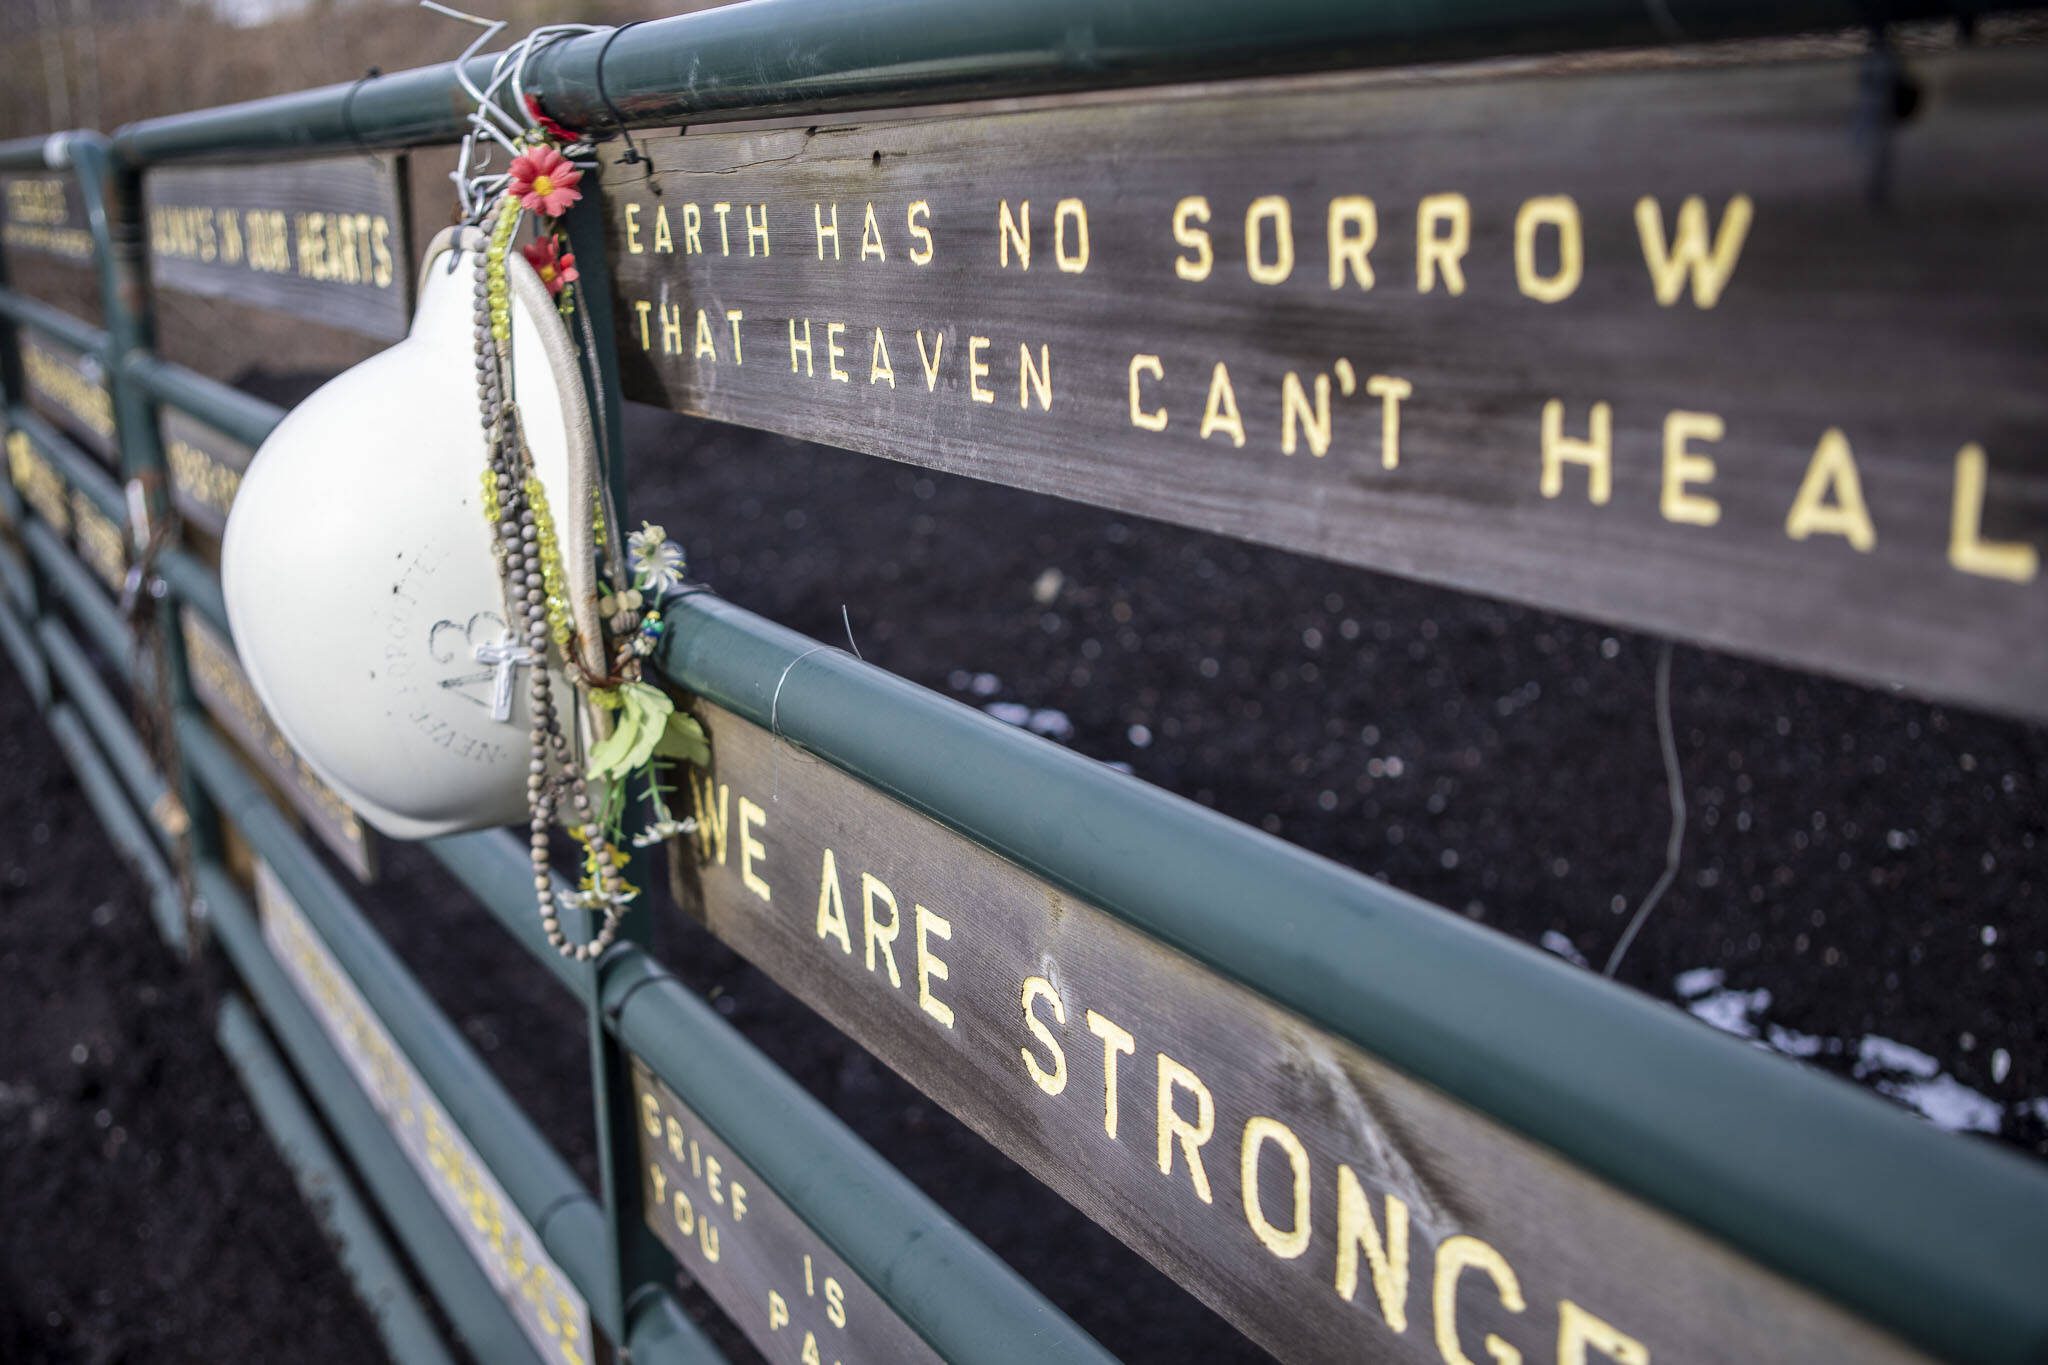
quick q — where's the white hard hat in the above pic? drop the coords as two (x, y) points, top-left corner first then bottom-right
(222, 225), (603, 840)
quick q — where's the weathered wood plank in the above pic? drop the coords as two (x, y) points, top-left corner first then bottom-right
(69, 490), (126, 595)
(181, 608), (376, 882)
(144, 155), (413, 340)
(21, 335), (115, 465)
(605, 48), (2048, 720)
(161, 406), (251, 543)
(665, 699), (1924, 1364)
(1, 173), (93, 265)
(631, 1057), (946, 1365)
(256, 860), (593, 1365)
(6, 425), (72, 534)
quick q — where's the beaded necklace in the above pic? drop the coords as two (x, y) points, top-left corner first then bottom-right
(471, 190), (637, 962)
(444, 12), (703, 960)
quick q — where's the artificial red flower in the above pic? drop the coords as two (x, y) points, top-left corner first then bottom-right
(521, 235), (579, 296)
(523, 93), (576, 142)
(508, 144), (583, 218)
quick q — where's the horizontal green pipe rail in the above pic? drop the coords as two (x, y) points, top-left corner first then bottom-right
(0, 574), (50, 705)
(215, 993), (459, 1365)
(175, 710), (624, 1340)
(0, 547), (34, 616)
(427, 830), (593, 1003)
(9, 406), (122, 519)
(653, 589), (2048, 1362)
(159, 545), (229, 640)
(623, 1286), (729, 1365)
(36, 614), (174, 846)
(195, 860), (547, 1365)
(0, 287), (107, 357)
(126, 353), (288, 453)
(21, 519), (130, 676)
(45, 703), (184, 947)
(154, 543), (1101, 1361)
(113, 0), (2027, 165)
(604, 951), (1117, 1365)
(0, 135), (59, 172)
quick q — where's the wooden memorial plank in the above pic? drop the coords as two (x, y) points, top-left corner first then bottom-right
(6, 426), (72, 534)
(604, 48), (2048, 721)
(21, 334), (115, 464)
(1, 173), (93, 265)
(255, 861), (595, 1365)
(181, 607), (376, 881)
(69, 490), (126, 596)
(665, 699), (1926, 1364)
(144, 155), (413, 340)
(161, 406), (252, 542)
(630, 1057), (946, 1365)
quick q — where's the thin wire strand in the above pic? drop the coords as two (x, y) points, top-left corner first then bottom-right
(424, 3), (604, 219)
(1605, 640), (1684, 978)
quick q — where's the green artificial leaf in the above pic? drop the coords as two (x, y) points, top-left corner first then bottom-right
(585, 684), (681, 783)
(654, 713), (710, 767)
(614, 682), (674, 775)
(584, 714), (641, 782)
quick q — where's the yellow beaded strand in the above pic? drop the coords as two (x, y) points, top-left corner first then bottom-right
(523, 473), (574, 655)
(487, 191), (518, 347)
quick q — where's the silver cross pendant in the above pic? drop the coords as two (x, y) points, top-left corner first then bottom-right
(473, 630), (538, 723)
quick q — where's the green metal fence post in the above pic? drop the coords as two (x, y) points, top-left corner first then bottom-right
(0, 140), (53, 627)
(558, 177), (682, 1356)
(62, 130), (222, 939)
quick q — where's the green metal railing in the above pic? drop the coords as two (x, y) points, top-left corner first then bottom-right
(3, 3), (2048, 1363)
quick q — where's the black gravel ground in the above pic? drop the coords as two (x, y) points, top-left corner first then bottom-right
(0, 401), (2041, 1364)
(0, 677), (388, 1363)
(625, 406), (2048, 1157)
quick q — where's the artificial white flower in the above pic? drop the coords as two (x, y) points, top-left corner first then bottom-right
(632, 816), (698, 847)
(627, 522), (686, 595)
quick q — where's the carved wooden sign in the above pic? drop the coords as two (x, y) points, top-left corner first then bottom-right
(605, 49), (2048, 720)
(631, 1058), (944, 1365)
(257, 862), (594, 1365)
(667, 700), (1925, 1363)
(144, 154), (413, 339)
(1, 173), (92, 264)
(181, 608), (376, 881)
(69, 490), (126, 595)
(6, 426), (71, 534)
(21, 335), (115, 465)
(161, 406), (252, 542)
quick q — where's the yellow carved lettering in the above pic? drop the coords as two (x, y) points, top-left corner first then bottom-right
(1129, 354), (1167, 432)
(860, 873), (902, 987)
(1087, 1009), (1135, 1139)
(1949, 444), (2037, 582)
(1328, 195), (1377, 290)
(1785, 427), (1875, 552)
(1515, 195), (1583, 303)
(738, 796), (771, 902)
(1155, 1053), (1215, 1203)
(1241, 1116), (1311, 1259)
(1539, 399), (1613, 506)
(1417, 193), (1471, 296)
(914, 903), (954, 1028)
(1173, 195), (1213, 282)
(1200, 362), (1246, 448)
(1661, 409), (1723, 526)
(1636, 194), (1753, 308)
(1020, 975), (1067, 1095)
(816, 848), (852, 953)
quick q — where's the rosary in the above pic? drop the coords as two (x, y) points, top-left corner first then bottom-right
(452, 18), (701, 960)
